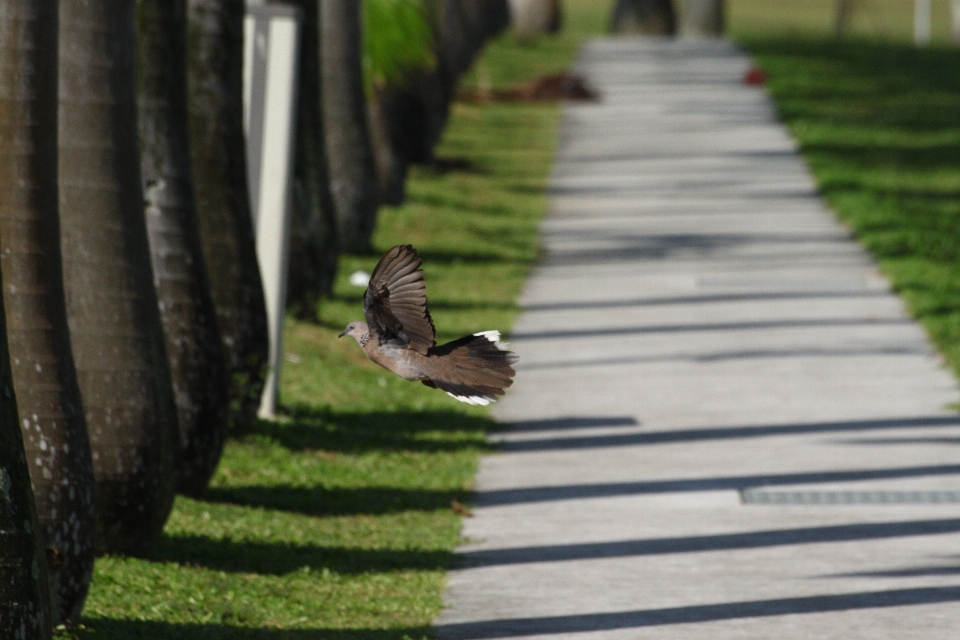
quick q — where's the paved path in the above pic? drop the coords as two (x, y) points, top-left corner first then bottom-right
(434, 39), (960, 639)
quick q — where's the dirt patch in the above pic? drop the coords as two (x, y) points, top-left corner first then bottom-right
(457, 72), (600, 103)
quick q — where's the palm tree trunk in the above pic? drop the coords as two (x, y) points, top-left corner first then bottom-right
(320, 0), (380, 254)
(58, 0), (179, 554)
(0, 0), (96, 623)
(437, 0), (471, 78)
(186, 0), (269, 431)
(374, 0), (508, 177)
(136, 0), (228, 496)
(0, 4), (54, 609)
(461, 0), (510, 56)
(508, 0), (562, 35)
(373, 1), (470, 179)
(611, 0), (676, 35)
(678, 0), (723, 37)
(483, 0), (513, 39)
(285, 0), (339, 312)
(376, 75), (445, 168)
(368, 87), (408, 207)
(0, 316), (51, 638)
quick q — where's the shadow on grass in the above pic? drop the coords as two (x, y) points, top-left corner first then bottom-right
(807, 141), (960, 174)
(203, 485), (470, 517)
(133, 533), (453, 576)
(745, 38), (960, 132)
(241, 408), (496, 455)
(424, 155), (489, 175)
(77, 619), (430, 640)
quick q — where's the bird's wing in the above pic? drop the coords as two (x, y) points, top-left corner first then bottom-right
(363, 245), (436, 354)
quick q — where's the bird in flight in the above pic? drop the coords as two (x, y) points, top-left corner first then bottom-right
(339, 244), (518, 405)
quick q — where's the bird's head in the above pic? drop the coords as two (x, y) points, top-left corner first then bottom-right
(338, 321), (369, 344)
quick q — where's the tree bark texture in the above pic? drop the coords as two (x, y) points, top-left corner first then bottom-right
(0, 301), (51, 638)
(376, 75), (446, 168)
(58, 0), (178, 554)
(0, 0), (96, 623)
(186, 0), (268, 430)
(284, 0), (339, 311)
(438, 0), (510, 121)
(610, 0), (676, 35)
(320, 0), (379, 254)
(136, 0), (228, 496)
(678, 0), (723, 37)
(485, 0), (513, 39)
(462, 0), (511, 50)
(436, 0), (471, 79)
(457, 1), (489, 63)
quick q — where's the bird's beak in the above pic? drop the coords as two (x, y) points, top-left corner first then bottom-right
(338, 329), (348, 338)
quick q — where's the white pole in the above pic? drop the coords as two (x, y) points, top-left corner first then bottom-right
(243, 4), (302, 419)
(915, 0), (931, 46)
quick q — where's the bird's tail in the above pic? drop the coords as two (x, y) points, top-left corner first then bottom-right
(422, 331), (518, 405)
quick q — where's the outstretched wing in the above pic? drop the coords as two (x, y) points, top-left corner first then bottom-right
(363, 245), (436, 354)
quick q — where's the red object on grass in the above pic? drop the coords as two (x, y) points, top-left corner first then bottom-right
(743, 67), (767, 86)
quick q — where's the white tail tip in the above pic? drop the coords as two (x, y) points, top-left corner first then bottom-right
(474, 330), (510, 350)
(445, 391), (493, 406)
(349, 270), (371, 287)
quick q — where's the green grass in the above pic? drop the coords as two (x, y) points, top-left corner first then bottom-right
(64, 2), (608, 639)
(741, 37), (960, 380)
(728, 0), (958, 44)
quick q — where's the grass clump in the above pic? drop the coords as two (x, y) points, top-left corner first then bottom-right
(65, 2), (608, 638)
(742, 37), (960, 376)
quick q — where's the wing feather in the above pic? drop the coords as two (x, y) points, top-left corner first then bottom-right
(362, 245), (436, 354)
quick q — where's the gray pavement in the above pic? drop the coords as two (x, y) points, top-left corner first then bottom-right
(434, 39), (960, 639)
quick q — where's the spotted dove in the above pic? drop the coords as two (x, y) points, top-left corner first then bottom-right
(339, 244), (518, 405)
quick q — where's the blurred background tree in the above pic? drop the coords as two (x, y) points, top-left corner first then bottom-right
(364, 0), (436, 206)
(283, 0), (512, 313)
(611, 0), (677, 34)
(283, 0), (341, 310)
(508, 0), (563, 35)
(321, 0), (381, 254)
(680, 0), (724, 36)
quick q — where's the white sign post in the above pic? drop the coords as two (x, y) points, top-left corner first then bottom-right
(242, 3), (302, 419)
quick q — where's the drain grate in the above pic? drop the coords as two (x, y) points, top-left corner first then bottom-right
(740, 489), (960, 505)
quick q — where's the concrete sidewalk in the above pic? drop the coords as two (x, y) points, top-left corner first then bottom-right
(434, 39), (960, 639)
